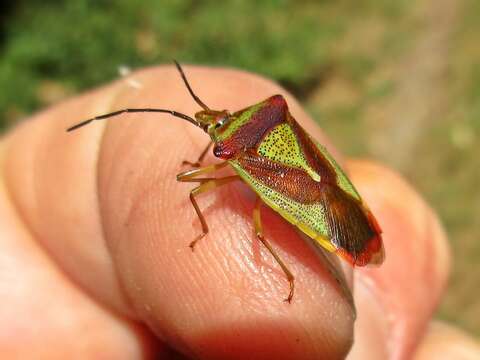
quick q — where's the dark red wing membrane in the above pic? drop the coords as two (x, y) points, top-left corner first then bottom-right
(321, 184), (384, 265)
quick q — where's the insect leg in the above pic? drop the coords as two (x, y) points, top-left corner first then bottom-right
(176, 160), (229, 182)
(178, 174), (239, 250)
(253, 197), (295, 303)
(182, 141), (213, 167)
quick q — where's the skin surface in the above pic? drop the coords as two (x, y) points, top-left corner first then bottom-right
(1, 65), (479, 359)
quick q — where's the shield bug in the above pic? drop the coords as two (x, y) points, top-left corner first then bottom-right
(67, 61), (385, 302)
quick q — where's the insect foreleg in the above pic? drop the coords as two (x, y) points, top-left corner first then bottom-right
(179, 174), (239, 250)
(182, 141), (213, 167)
(176, 160), (229, 182)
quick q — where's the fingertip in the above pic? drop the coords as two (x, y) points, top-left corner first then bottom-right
(413, 321), (480, 360)
(4, 63), (357, 359)
(98, 65), (356, 359)
(348, 159), (451, 281)
(346, 160), (451, 359)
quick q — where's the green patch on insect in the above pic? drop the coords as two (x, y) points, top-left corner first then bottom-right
(67, 61), (385, 303)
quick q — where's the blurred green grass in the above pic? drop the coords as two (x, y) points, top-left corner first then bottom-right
(1, 0), (478, 336)
(0, 0), (405, 126)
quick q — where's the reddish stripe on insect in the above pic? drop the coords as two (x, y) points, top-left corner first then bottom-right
(287, 114), (337, 183)
(214, 95), (287, 159)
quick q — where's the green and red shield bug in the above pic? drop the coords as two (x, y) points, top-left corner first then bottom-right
(67, 61), (385, 303)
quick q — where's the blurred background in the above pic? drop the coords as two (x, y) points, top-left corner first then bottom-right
(0, 0), (478, 336)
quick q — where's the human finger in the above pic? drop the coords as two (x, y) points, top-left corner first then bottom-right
(4, 65), (355, 359)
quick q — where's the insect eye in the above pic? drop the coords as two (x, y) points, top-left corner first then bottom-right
(215, 119), (224, 129)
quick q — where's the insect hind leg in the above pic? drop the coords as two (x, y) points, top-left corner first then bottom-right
(253, 197), (295, 303)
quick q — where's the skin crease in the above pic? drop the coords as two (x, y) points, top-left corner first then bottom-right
(1, 65), (479, 359)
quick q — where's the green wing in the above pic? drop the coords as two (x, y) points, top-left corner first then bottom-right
(229, 152), (337, 253)
(228, 122), (383, 265)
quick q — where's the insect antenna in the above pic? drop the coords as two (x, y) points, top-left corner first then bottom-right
(66, 108), (200, 132)
(174, 60), (211, 111)
(66, 60), (209, 132)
